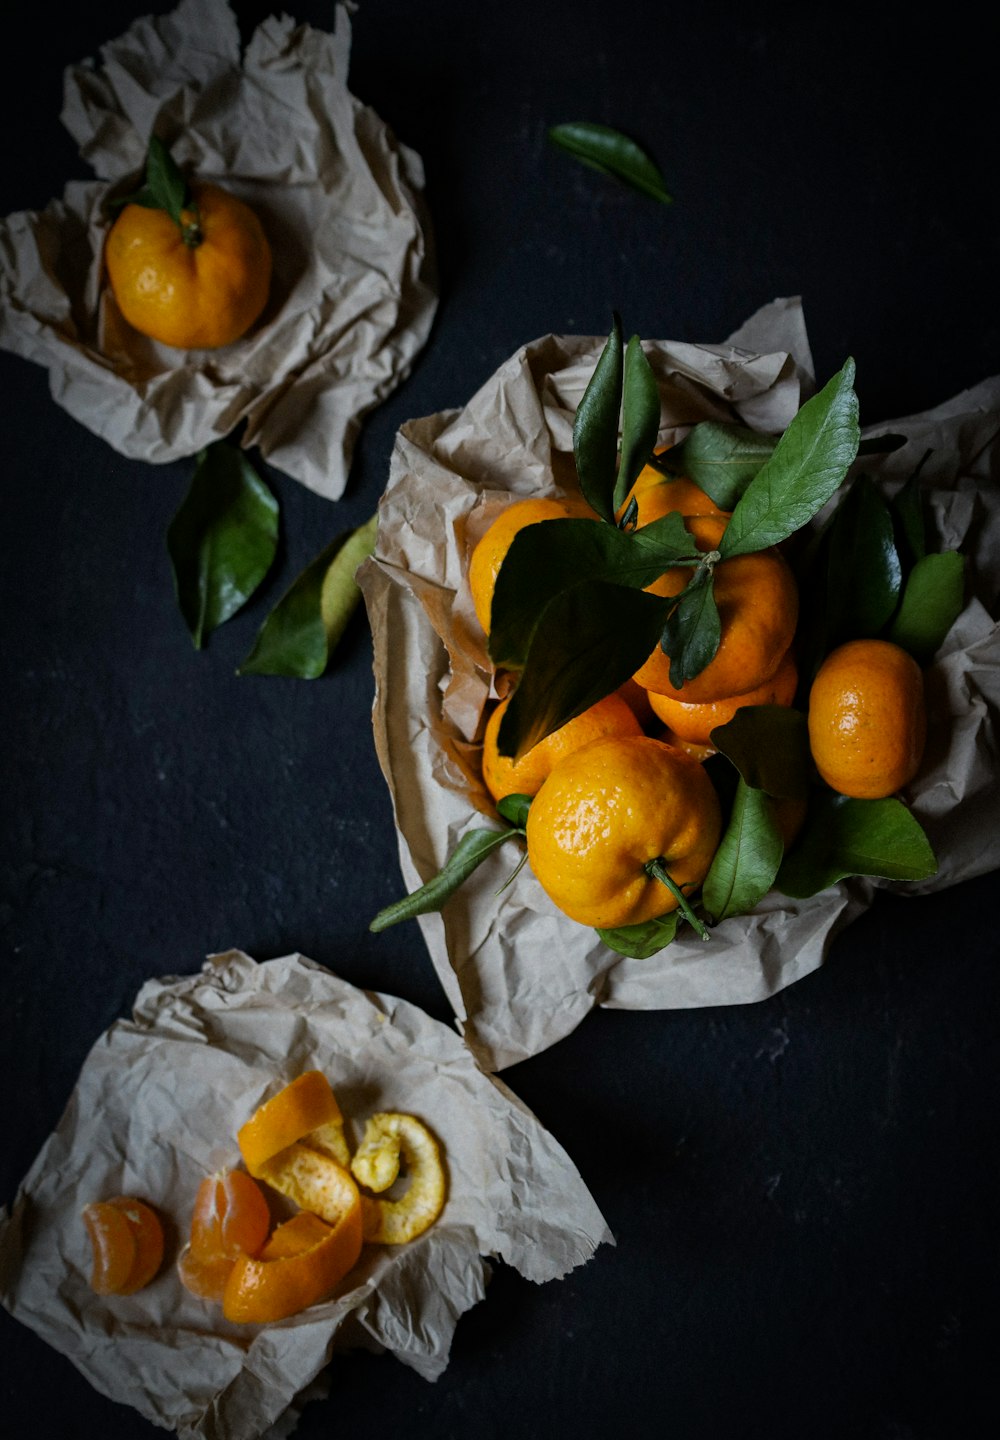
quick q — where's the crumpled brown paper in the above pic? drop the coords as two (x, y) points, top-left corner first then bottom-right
(0, 0), (437, 499)
(358, 297), (1000, 1073)
(0, 951), (612, 1438)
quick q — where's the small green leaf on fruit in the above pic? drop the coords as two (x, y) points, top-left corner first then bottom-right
(615, 335), (661, 514)
(574, 315), (624, 523)
(887, 550), (965, 663)
(702, 779), (784, 923)
(370, 827), (520, 932)
(167, 442), (279, 649)
(654, 423), (776, 511)
(661, 567), (721, 689)
(549, 122), (672, 203)
(775, 792), (937, 898)
(597, 910), (680, 958)
(720, 359), (860, 558)
(710, 706), (811, 799)
(825, 475), (902, 641)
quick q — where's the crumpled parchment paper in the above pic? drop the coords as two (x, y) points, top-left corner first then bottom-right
(0, 0), (437, 499)
(0, 950), (611, 1439)
(358, 296), (1000, 1073)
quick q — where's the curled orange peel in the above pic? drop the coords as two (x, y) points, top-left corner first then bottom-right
(237, 1070), (344, 1175)
(350, 1112), (447, 1245)
(223, 1203), (363, 1324)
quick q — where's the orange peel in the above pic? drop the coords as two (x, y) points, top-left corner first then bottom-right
(350, 1113), (447, 1245)
(237, 1070), (345, 1175)
(223, 1204), (363, 1325)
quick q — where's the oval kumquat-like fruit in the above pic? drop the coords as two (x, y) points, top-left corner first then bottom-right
(807, 638), (927, 799)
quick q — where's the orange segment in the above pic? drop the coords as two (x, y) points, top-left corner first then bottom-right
(178, 1169), (272, 1302)
(82, 1196), (164, 1295)
(223, 1194), (363, 1325)
(238, 1071), (343, 1175)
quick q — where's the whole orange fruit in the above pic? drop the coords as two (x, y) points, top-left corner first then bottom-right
(105, 183), (272, 350)
(525, 733), (723, 929)
(646, 647), (799, 747)
(468, 495), (594, 636)
(633, 516), (799, 704)
(481, 689), (642, 803)
(807, 638), (926, 798)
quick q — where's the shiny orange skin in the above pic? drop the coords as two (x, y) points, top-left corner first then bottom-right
(647, 648), (799, 747)
(807, 639), (926, 798)
(105, 183), (272, 349)
(616, 452), (729, 527)
(525, 734), (723, 930)
(481, 690), (642, 802)
(633, 516), (799, 704)
(82, 1196), (164, 1295)
(468, 496), (594, 636)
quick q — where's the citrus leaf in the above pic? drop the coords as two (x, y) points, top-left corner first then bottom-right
(825, 475), (902, 642)
(891, 458), (930, 565)
(497, 581), (670, 758)
(574, 315), (623, 522)
(710, 706), (811, 800)
(597, 910), (680, 958)
(720, 359), (860, 558)
(167, 442), (279, 649)
(775, 792), (937, 898)
(887, 550), (965, 662)
(615, 334), (660, 514)
(145, 135), (189, 225)
(653, 423), (777, 510)
(489, 510), (699, 670)
(496, 793), (532, 827)
(369, 826), (521, 932)
(238, 514), (377, 677)
(661, 567), (720, 689)
(549, 122), (672, 203)
(702, 780), (784, 924)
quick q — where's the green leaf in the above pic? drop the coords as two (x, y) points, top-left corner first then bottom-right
(710, 705), (811, 800)
(720, 359), (860, 558)
(497, 793), (533, 827)
(574, 316), (624, 522)
(702, 780), (784, 923)
(775, 791), (937, 898)
(615, 335), (661, 514)
(887, 550), (966, 662)
(891, 458), (930, 565)
(167, 442), (279, 649)
(825, 475), (902, 641)
(238, 514), (377, 677)
(654, 423), (777, 510)
(661, 567), (721, 689)
(369, 826), (521, 932)
(597, 910), (680, 958)
(145, 135), (190, 225)
(549, 122), (672, 203)
(497, 580), (670, 758)
(489, 510), (699, 670)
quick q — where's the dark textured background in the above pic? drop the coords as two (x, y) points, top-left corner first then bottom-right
(2, 3), (997, 1437)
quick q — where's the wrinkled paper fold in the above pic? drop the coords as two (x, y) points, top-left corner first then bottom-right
(0, 951), (612, 1438)
(0, 0), (437, 498)
(359, 297), (1000, 1072)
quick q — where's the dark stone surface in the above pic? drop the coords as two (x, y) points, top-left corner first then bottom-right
(1, 3), (997, 1438)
